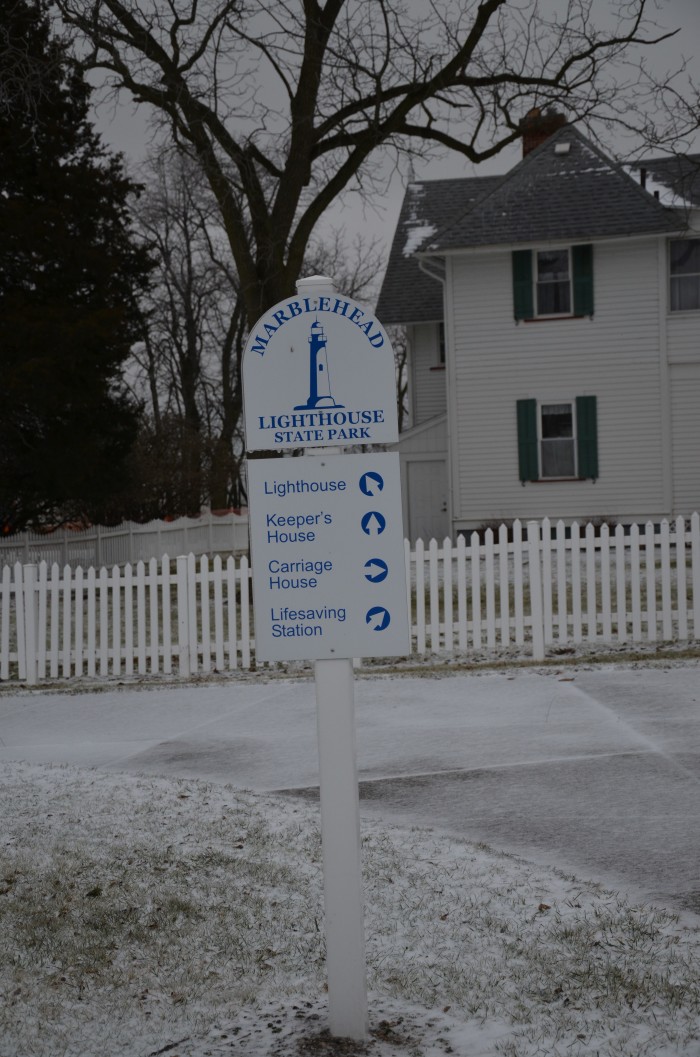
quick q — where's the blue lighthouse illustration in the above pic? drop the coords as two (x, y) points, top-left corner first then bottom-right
(294, 318), (344, 410)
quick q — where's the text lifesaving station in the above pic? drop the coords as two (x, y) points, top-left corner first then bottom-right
(242, 276), (409, 662)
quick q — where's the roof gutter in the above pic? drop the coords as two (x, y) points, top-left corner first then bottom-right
(415, 228), (685, 259)
(417, 257), (446, 283)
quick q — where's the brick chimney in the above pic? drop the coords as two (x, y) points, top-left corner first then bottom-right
(520, 107), (568, 157)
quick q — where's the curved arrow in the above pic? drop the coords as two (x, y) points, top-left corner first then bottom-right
(359, 471), (384, 497)
(366, 606), (391, 630)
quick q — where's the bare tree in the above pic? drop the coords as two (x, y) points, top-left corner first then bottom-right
(129, 146), (384, 513)
(631, 64), (700, 158)
(129, 149), (246, 512)
(56, 0), (676, 324)
(130, 150), (231, 511)
(389, 326), (409, 434)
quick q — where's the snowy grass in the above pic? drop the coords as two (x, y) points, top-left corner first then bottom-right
(2, 761), (700, 1057)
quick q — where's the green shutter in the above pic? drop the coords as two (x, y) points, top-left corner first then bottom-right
(572, 244), (594, 316)
(576, 395), (598, 479)
(512, 250), (533, 320)
(517, 399), (538, 482)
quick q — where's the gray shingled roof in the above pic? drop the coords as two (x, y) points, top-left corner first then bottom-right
(377, 125), (686, 324)
(427, 125), (682, 251)
(626, 153), (700, 210)
(375, 175), (501, 324)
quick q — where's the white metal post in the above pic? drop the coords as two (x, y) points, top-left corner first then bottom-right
(299, 406), (368, 1041)
(314, 656), (368, 1041)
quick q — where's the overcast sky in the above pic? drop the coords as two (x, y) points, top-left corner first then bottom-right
(91, 0), (700, 273)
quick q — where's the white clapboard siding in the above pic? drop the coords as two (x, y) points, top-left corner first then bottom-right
(409, 322), (448, 423)
(449, 240), (668, 525)
(2, 514), (700, 683)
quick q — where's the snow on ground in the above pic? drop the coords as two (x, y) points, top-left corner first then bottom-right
(2, 754), (700, 1057)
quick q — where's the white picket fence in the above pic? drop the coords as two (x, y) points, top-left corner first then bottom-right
(1, 515), (699, 683)
(0, 511), (249, 569)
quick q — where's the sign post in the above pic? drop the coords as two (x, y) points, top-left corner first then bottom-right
(314, 655), (367, 1038)
(243, 276), (409, 1041)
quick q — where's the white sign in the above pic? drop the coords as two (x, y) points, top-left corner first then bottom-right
(248, 453), (409, 660)
(242, 290), (398, 451)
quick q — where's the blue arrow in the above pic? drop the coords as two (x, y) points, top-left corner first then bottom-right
(364, 558), (389, 583)
(361, 511), (386, 536)
(366, 606), (391, 631)
(359, 471), (384, 497)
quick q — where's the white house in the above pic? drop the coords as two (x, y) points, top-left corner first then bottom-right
(376, 113), (700, 541)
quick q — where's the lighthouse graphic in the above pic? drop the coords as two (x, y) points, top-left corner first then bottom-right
(294, 318), (344, 410)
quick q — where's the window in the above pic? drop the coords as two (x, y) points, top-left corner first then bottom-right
(438, 322), (446, 365)
(513, 245), (593, 320)
(670, 239), (700, 311)
(540, 403), (575, 477)
(536, 250), (571, 316)
(516, 396), (598, 482)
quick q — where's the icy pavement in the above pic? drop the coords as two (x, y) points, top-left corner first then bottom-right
(1, 662), (699, 911)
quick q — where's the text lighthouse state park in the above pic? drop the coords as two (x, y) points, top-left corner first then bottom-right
(242, 291), (398, 452)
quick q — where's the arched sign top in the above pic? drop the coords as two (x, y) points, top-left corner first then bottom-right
(242, 278), (398, 451)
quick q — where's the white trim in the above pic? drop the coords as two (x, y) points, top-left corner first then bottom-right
(418, 258), (446, 283)
(394, 411), (447, 445)
(658, 238), (673, 514)
(444, 258), (458, 535)
(416, 229), (685, 260)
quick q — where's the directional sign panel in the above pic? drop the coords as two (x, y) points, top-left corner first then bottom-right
(248, 453), (409, 661)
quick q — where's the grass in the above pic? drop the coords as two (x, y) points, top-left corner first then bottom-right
(1, 768), (327, 1053)
(2, 761), (700, 1056)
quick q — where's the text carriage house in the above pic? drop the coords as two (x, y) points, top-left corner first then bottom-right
(377, 112), (700, 543)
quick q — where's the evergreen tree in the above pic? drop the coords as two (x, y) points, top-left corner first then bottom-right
(0, 0), (152, 532)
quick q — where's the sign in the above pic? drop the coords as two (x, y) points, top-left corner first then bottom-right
(242, 278), (406, 1040)
(242, 290), (398, 451)
(248, 453), (409, 661)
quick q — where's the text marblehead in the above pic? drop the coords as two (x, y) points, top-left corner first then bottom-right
(249, 296), (384, 356)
